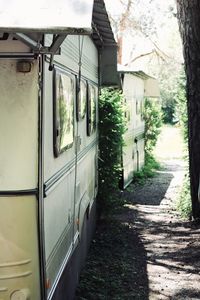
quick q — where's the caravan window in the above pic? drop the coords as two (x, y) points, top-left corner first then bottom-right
(124, 98), (131, 123)
(136, 99), (140, 115)
(136, 97), (142, 115)
(77, 79), (87, 120)
(87, 84), (97, 136)
(53, 69), (74, 157)
(140, 99), (144, 119)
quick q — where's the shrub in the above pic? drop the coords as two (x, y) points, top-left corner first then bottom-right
(177, 173), (192, 219)
(144, 97), (163, 156)
(133, 153), (161, 184)
(97, 88), (126, 215)
(132, 98), (162, 184)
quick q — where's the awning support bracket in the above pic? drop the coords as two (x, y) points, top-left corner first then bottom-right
(48, 34), (67, 70)
(13, 33), (67, 70)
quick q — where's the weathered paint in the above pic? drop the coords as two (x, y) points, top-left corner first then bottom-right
(43, 35), (98, 299)
(0, 37), (41, 299)
(121, 73), (145, 188)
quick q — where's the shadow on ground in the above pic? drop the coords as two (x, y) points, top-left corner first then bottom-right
(119, 164), (200, 299)
(172, 288), (200, 299)
(75, 167), (176, 299)
(122, 169), (174, 206)
(75, 163), (200, 299)
(75, 217), (149, 300)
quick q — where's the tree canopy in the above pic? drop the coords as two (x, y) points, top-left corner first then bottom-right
(105, 0), (184, 124)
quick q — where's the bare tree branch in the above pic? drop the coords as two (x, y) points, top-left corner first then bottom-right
(124, 50), (156, 66)
(119, 0), (134, 32)
(143, 34), (171, 60)
(125, 47), (169, 67)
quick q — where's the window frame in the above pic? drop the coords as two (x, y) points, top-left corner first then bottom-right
(76, 77), (87, 121)
(53, 67), (75, 157)
(124, 97), (131, 123)
(136, 99), (140, 115)
(87, 82), (97, 136)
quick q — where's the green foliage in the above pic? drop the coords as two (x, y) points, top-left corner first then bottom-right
(97, 88), (126, 215)
(177, 173), (192, 219)
(144, 97), (163, 155)
(133, 153), (161, 184)
(132, 98), (162, 184)
(156, 60), (182, 125)
(160, 69), (178, 124)
(175, 70), (188, 144)
(162, 98), (176, 124)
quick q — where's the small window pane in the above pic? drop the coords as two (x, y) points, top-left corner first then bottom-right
(136, 99), (139, 115)
(140, 99), (144, 119)
(87, 84), (97, 136)
(54, 70), (74, 156)
(136, 97), (143, 115)
(77, 79), (87, 120)
(124, 98), (131, 123)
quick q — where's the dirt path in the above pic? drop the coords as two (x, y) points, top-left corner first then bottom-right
(75, 127), (200, 299)
(121, 160), (200, 299)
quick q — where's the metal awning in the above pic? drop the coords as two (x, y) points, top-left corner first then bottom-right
(92, 0), (119, 86)
(0, 0), (119, 81)
(0, 0), (93, 34)
(92, 0), (116, 47)
(0, 0), (94, 61)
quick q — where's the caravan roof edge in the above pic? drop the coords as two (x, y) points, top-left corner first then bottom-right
(0, 0), (94, 35)
(0, 27), (92, 35)
(118, 70), (156, 80)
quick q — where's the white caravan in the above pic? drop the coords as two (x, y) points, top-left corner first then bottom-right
(118, 69), (160, 188)
(0, 1), (118, 299)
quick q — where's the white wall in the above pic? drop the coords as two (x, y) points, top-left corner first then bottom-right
(0, 57), (38, 190)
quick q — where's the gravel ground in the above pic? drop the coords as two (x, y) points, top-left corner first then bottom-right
(76, 127), (200, 299)
(119, 159), (200, 300)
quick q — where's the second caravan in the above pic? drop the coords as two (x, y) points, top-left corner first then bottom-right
(119, 68), (160, 188)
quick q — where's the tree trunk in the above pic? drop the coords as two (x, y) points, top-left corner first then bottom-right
(117, 35), (123, 64)
(176, 0), (200, 218)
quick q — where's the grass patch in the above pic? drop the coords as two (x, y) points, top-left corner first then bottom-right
(133, 154), (161, 185)
(176, 173), (192, 219)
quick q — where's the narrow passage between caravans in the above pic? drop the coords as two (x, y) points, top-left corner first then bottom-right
(75, 126), (200, 300)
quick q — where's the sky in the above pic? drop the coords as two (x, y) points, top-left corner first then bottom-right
(104, 0), (183, 73)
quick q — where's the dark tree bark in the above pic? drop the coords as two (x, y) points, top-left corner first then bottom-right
(176, 0), (200, 218)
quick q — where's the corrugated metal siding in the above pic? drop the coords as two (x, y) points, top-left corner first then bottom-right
(45, 35), (98, 83)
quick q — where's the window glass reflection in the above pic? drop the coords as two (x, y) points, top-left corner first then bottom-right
(87, 84), (97, 135)
(55, 70), (74, 155)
